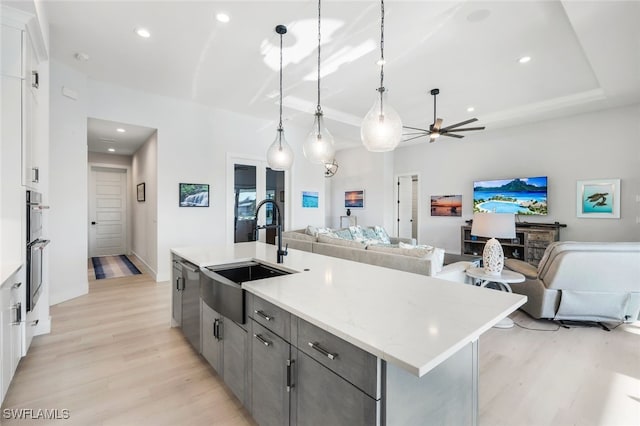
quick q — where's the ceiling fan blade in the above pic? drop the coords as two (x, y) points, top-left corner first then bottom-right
(431, 118), (443, 132)
(440, 118), (478, 131)
(402, 134), (429, 143)
(403, 125), (430, 132)
(442, 133), (464, 139)
(441, 126), (485, 133)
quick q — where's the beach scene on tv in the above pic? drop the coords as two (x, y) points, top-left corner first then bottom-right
(473, 177), (547, 215)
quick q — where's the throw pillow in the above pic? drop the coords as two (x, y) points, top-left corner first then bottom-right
(333, 228), (354, 240)
(362, 227), (379, 241)
(349, 225), (365, 241)
(373, 226), (391, 244)
(305, 225), (333, 237)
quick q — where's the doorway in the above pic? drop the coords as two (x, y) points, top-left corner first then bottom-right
(396, 174), (419, 242)
(228, 157), (289, 245)
(88, 166), (128, 257)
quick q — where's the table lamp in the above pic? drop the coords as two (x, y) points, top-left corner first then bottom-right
(471, 212), (516, 276)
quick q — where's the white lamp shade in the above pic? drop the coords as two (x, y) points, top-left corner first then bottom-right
(303, 113), (335, 164)
(471, 212), (516, 239)
(266, 129), (294, 171)
(471, 212), (515, 276)
(361, 92), (403, 152)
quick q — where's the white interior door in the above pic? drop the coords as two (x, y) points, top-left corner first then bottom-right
(89, 167), (127, 257)
(397, 176), (413, 239)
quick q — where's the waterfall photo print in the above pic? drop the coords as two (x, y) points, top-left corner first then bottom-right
(179, 183), (209, 207)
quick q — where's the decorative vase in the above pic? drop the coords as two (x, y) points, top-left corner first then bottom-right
(346, 208), (351, 216)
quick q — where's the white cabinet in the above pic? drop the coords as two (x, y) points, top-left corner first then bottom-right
(1, 269), (24, 405)
(22, 28), (42, 188)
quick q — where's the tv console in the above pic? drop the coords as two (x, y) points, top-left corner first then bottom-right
(461, 223), (564, 267)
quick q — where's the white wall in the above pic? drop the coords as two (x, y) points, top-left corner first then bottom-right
(330, 148), (395, 231)
(88, 152), (131, 167)
(48, 63), (328, 299)
(131, 131), (157, 275)
(49, 62), (88, 305)
(337, 104), (640, 252)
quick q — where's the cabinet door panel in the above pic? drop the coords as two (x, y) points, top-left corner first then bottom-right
(295, 350), (378, 426)
(171, 264), (182, 326)
(251, 321), (290, 426)
(201, 301), (222, 373)
(223, 319), (247, 404)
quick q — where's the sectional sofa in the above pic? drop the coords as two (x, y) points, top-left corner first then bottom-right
(280, 227), (473, 283)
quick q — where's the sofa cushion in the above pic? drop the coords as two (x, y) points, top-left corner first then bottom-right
(367, 244), (445, 273)
(318, 234), (365, 249)
(305, 225), (333, 237)
(283, 230), (316, 242)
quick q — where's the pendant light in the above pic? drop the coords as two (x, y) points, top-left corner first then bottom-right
(360, 0), (402, 152)
(303, 0), (336, 165)
(266, 25), (294, 171)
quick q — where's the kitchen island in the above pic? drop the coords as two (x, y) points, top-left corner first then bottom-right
(172, 242), (526, 425)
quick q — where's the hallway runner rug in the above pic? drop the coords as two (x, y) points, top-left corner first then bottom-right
(91, 255), (142, 280)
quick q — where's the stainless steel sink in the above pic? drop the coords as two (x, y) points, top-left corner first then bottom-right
(209, 261), (292, 283)
(200, 261), (294, 324)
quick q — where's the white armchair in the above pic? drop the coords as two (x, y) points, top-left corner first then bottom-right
(505, 241), (640, 322)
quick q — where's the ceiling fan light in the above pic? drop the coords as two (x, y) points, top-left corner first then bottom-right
(361, 92), (402, 152)
(303, 112), (335, 164)
(267, 129), (294, 171)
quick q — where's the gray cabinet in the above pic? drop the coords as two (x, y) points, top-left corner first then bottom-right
(180, 261), (200, 352)
(295, 349), (378, 426)
(201, 300), (222, 371)
(250, 321), (291, 426)
(201, 300), (248, 405)
(248, 294), (380, 426)
(171, 259), (183, 326)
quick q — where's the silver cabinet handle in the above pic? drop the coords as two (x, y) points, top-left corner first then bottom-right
(254, 333), (272, 347)
(12, 282), (22, 289)
(286, 359), (294, 392)
(254, 310), (272, 321)
(308, 342), (338, 360)
(11, 303), (21, 325)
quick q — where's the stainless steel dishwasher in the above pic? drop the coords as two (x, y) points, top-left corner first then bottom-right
(179, 260), (201, 352)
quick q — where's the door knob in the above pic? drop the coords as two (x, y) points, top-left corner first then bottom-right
(91, 221), (97, 225)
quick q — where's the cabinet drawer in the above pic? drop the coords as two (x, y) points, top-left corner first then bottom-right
(297, 318), (380, 399)
(251, 295), (290, 341)
(527, 232), (553, 242)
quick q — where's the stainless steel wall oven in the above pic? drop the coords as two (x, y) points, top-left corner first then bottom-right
(26, 191), (49, 311)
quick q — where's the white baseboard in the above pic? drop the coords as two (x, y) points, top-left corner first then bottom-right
(130, 251), (158, 281)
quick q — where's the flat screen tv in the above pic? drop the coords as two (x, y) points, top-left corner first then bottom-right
(473, 176), (547, 215)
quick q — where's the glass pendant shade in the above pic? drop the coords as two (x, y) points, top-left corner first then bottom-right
(267, 129), (294, 171)
(303, 112), (335, 164)
(361, 91), (403, 152)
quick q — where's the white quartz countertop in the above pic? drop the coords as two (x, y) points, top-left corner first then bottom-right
(172, 242), (526, 377)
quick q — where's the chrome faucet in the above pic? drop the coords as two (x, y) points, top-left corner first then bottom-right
(254, 199), (288, 264)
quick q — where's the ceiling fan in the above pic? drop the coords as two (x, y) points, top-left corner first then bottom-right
(403, 88), (485, 143)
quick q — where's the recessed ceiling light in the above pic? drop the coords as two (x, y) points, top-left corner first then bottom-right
(108, 148), (115, 152)
(467, 106), (475, 112)
(518, 56), (532, 64)
(116, 128), (126, 133)
(135, 28), (151, 38)
(216, 13), (230, 23)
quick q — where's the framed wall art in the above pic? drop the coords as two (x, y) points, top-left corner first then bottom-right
(137, 183), (145, 202)
(576, 178), (620, 218)
(302, 191), (319, 208)
(344, 190), (364, 209)
(431, 194), (462, 217)
(179, 183), (210, 207)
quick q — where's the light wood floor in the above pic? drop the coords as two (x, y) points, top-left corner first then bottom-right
(2, 262), (639, 425)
